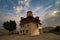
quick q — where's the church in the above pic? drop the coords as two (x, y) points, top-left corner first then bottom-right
(20, 11), (42, 36)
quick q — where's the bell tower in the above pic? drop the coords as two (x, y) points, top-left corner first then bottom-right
(27, 11), (33, 17)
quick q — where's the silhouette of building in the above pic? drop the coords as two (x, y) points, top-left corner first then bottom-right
(20, 11), (42, 36)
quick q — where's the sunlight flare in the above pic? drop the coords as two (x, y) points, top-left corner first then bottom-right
(51, 11), (58, 16)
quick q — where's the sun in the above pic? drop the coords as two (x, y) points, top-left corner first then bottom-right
(51, 11), (58, 16)
(53, 11), (58, 13)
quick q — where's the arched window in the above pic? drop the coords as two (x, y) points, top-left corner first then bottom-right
(37, 24), (38, 28)
(23, 30), (25, 35)
(20, 30), (22, 33)
(26, 30), (28, 33)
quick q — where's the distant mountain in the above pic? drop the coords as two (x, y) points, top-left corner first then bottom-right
(43, 27), (55, 33)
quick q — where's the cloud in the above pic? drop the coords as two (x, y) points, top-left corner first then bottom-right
(41, 0), (60, 27)
(3, 5), (8, 8)
(33, 6), (43, 13)
(13, 6), (23, 13)
(13, 0), (31, 13)
(56, 0), (60, 5)
(45, 5), (52, 10)
(51, 11), (58, 16)
(18, 0), (21, 5)
(56, 0), (60, 10)
(8, 0), (15, 6)
(18, 0), (31, 11)
(32, 5), (53, 20)
(24, 0), (30, 11)
(43, 10), (60, 27)
(32, 6), (51, 20)
(32, 4), (60, 27)
(24, 0), (30, 7)
(45, 10), (58, 18)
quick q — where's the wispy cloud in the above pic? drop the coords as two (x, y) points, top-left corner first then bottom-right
(13, 6), (23, 13)
(0, 0), (31, 23)
(8, 0), (15, 6)
(56, 0), (60, 5)
(32, 6), (45, 20)
(13, 0), (31, 13)
(45, 5), (52, 10)
(32, 5), (53, 20)
(45, 10), (58, 18)
(56, 0), (60, 10)
(24, 0), (30, 10)
(3, 5), (8, 8)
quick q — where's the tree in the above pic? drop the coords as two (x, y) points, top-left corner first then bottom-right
(55, 26), (60, 32)
(3, 20), (16, 32)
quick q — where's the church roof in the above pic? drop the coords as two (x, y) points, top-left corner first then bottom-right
(20, 16), (41, 25)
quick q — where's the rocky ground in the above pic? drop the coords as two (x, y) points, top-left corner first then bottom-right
(0, 33), (60, 40)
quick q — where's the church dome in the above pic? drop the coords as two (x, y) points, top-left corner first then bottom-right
(27, 11), (33, 17)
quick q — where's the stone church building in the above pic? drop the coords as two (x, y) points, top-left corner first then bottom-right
(20, 11), (42, 36)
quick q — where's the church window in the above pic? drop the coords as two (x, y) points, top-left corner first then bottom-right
(26, 30), (28, 33)
(37, 24), (38, 28)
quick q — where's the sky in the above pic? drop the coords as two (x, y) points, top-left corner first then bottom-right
(0, 0), (60, 29)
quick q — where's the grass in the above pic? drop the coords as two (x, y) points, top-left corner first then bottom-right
(0, 33), (60, 40)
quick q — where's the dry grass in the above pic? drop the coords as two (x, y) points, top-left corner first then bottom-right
(0, 33), (60, 40)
